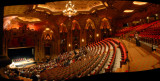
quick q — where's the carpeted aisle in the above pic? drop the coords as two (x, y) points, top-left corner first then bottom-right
(120, 39), (160, 72)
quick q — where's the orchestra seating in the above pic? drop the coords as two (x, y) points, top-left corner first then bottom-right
(36, 38), (128, 81)
(4, 38), (128, 81)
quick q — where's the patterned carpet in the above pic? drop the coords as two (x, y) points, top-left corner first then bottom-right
(120, 39), (160, 72)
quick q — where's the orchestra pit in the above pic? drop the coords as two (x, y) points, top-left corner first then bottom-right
(0, 0), (160, 81)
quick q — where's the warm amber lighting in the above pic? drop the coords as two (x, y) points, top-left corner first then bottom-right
(133, 1), (147, 5)
(97, 7), (106, 10)
(33, 5), (36, 9)
(92, 10), (96, 13)
(146, 16), (149, 19)
(155, 14), (158, 16)
(124, 10), (134, 13)
(89, 35), (92, 38)
(37, 4), (48, 9)
(132, 21), (140, 24)
(27, 24), (35, 30)
(109, 29), (112, 31)
(46, 12), (51, 14)
(3, 16), (18, 30)
(63, 1), (77, 17)
(46, 28), (50, 30)
(104, 2), (108, 7)
(35, 9), (45, 12)
(82, 39), (84, 42)
(140, 19), (142, 21)
(68, 44), (71, 47)
(12, 24), (20, 29)
(17, 17), (41, 22)
(96, 34), (99, 37)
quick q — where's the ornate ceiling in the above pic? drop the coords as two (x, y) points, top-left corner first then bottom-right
(4, 5), (33, 17)
(37, 1), (105, 12)
(3, 0), (160, 28)
(4, 0), (155, 19)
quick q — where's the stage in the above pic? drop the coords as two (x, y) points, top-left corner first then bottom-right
(9, 58), (36, 69)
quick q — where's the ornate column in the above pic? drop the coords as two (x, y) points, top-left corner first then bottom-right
(51, 40), (55, 59)
(0, 4), (11, 68)
(3, 30), (8, 56)
(34, 33), (39, 62)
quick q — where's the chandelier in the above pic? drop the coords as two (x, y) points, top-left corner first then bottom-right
(63, 1), (77, 17)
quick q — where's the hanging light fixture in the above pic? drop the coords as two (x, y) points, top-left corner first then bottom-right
(133, 1), (147, 5)
(63, 1), (77, 17)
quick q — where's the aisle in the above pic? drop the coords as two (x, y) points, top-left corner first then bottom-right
(121, 39), (160, 72)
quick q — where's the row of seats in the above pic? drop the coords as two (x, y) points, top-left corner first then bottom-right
(115, 20), (160, 46)
(135, 21), (160, 45)
(115, 20), (160, 37)
(39, 38), (128, 81)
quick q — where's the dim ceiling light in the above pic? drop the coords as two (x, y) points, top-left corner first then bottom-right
(133, 1), (147, 5)
(124, 10), (134, 13)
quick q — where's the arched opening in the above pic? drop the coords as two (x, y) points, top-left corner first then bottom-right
(59, 23), (68, 53)
(100, 18), (112, 39)
(85, 19), (95, 44)
(42, 28), (54, 56)
(72, 20), (81, 50)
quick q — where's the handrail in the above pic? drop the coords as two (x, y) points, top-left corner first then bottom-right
(111, 38), (129, 64)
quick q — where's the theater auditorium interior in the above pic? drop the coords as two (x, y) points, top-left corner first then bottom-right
(0, 0), (160, 81)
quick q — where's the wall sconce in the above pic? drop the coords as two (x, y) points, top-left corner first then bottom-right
(82, 38), (84, 42)
(96, 34), (99, 37)
(45, 28), (50, 30)
(109, 29), (112, 31)
(68, 44), (71, 47)
(139, 19), (142, 22)
(89, 35), (92, 38)
(146, 16), (149, 19)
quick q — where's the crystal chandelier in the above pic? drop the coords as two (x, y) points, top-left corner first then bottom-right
(63, 1), (77, 17)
